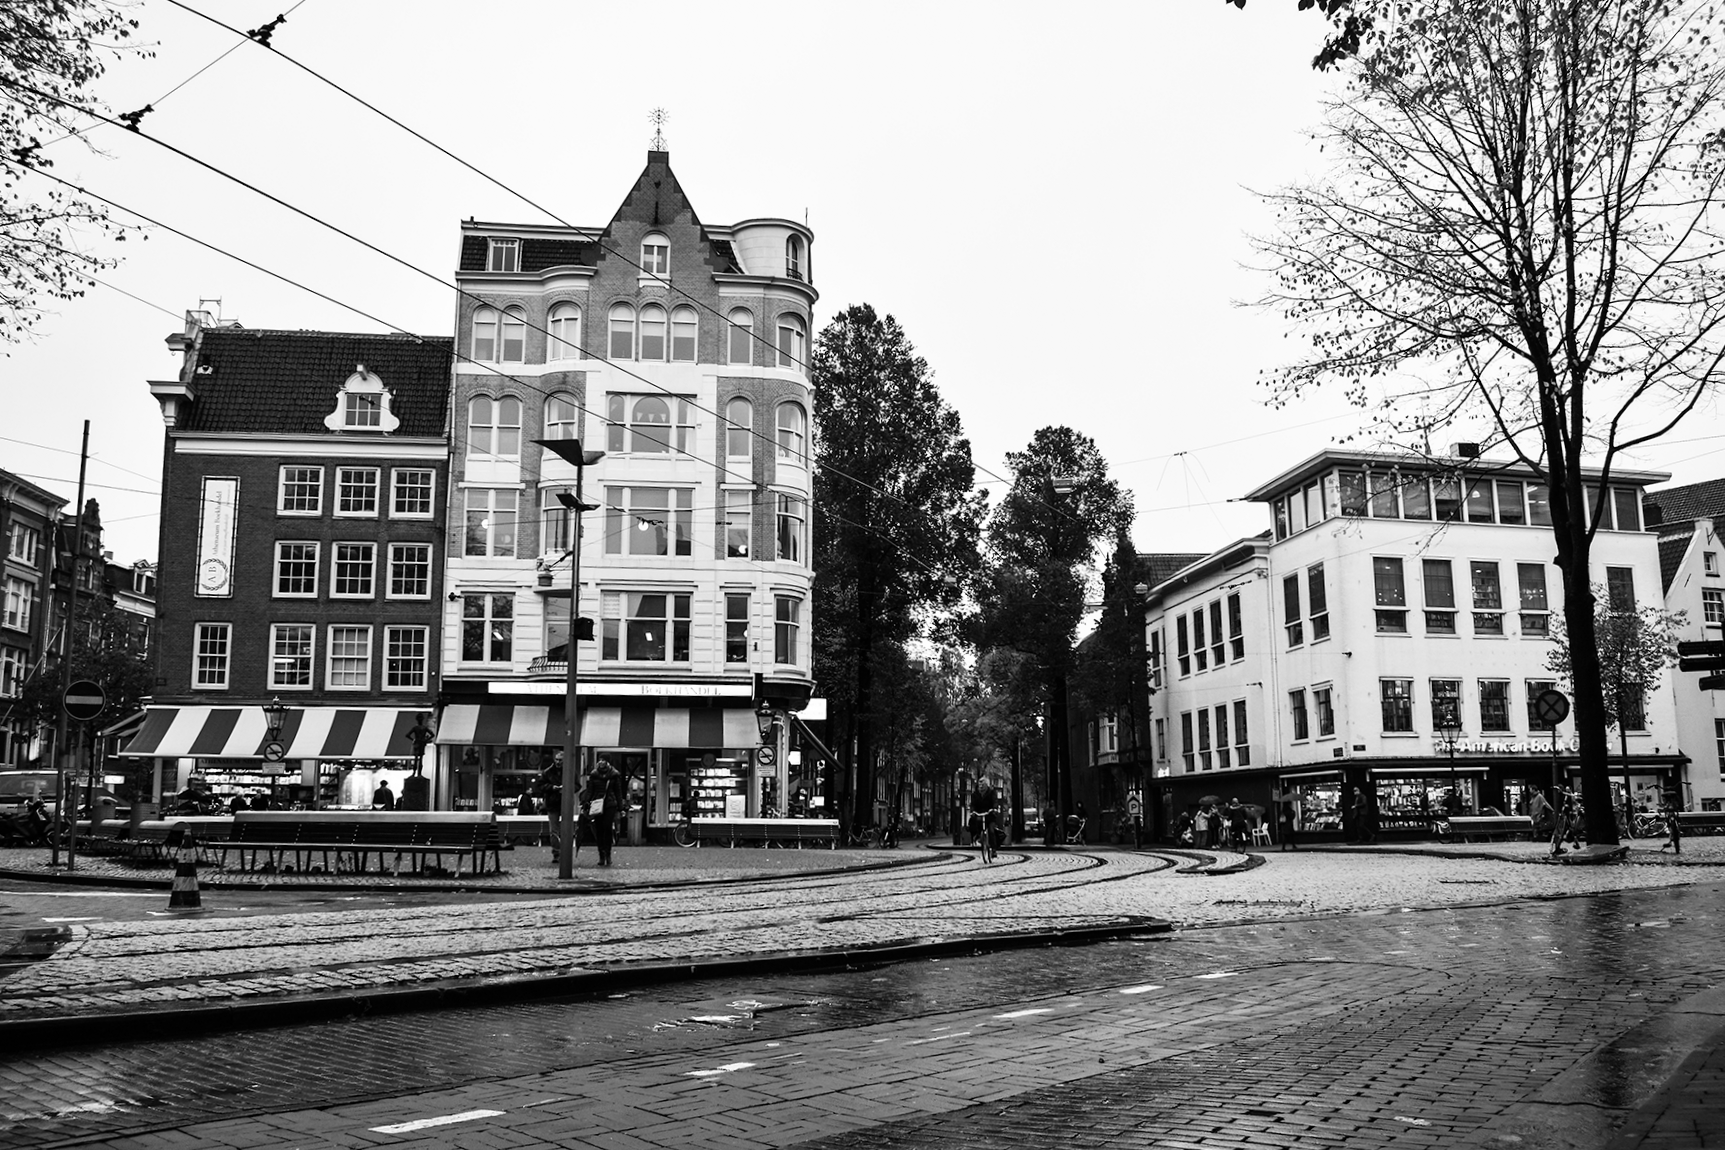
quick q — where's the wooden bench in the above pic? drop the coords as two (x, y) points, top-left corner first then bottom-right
(1446, 815), (1535, 842)
(1676, 811), (1725, 835)
(691, 817), (840, 849)
(212, 811), (504, 875)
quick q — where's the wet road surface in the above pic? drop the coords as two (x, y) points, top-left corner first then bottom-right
(3, 878), (1723, 1149)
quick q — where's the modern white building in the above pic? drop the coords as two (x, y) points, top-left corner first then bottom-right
(1644, 480), (1725, 811)
(433, 150), (817, 835)
(1145, 450), (1680, 839)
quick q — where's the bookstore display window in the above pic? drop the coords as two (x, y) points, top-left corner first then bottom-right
(1373, 776), (1474, 830)
(1288, 779), (1344, 832)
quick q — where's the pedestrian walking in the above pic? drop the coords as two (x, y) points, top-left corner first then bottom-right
(586, 758), (622, 866)
(1192, 806), (1210, 850)
(1352, 789), (1375, 844)
(536, 756), (566, 854)
(1226, 799), (1249, 850)
(1278, 798), (1298, 851)
(371, 781), (395, 811)
(1529, 789), (1553, 838)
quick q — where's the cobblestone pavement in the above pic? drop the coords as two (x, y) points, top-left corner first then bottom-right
(7, 843), (1725, 1026)
(4, 874), (1723, 1149)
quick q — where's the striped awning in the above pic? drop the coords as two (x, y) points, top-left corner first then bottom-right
(119, 706), (428, 760)
(436, 704), (760, 749)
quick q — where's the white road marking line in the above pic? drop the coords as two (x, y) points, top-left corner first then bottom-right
(1119, 984), (1164, 995)
(1193, 971), (1238, 979)
(22, 892), (161, 899)
(907, 1031), (973, 1045)
(370, 1109), (504, 1133)
(993, 1008), (1055, 1019)
(39, 917), (98, 923)
(687, 1061), (756, 1078)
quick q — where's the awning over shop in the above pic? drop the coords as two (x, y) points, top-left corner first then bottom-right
(118, 706), (427, 760)
(435, 704), (760, 749)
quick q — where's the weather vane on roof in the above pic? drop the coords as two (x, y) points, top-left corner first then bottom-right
(649, 107), (669, 151)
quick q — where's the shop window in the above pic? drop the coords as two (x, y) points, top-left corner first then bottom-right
(1193, 608), (1208, 671)
(671, 306), (697, 362)
(1290, 689), (1309, 741)
(1233, 699), (1250, 765)
(727, 308), (754, 365)
(1214, 705), (1230, 769)
(1479, 680), (1511, 731)
(464, 489), (518, 558)
(1526, 679), (1559, 730)
(1314, 687), (1334, 737)
(725, 594), (749, 663)
(605, 487), (693, 557)
(269, 624), (314, 690)
(1519, 563), (1550, 636)
(773, 596), (800, 664)
(1228, 592), (1245, 659)
(336, 467), (380, 516)
(1181, 712), (1194, 772)
(1209, 600), (1224, 666)
(1373, 556), (1408, 633)
(327, 625), (372, 689)
(607, 393), (696, 455)
(193, 622), (230, 689)
(1606, 566), (1636, 612)
(1197, 709), (1212, 769)
(1706, 589), (1725, 627)
(278, 466), (323, 515)
(1381, 678), (1414, 733)
(1471, 561), (1504, 635)
(1176, 616), (1190, 676)
(274, 542), (319, 598)
(385, 626), (429, 690)
(461, 594), (513, 663)
(548, 303), (581, 360)
(1283, 574), (1303, 647)
(1307, 564), (1329, 641)
(1423, 558), (1456, 634)
(391, 469), (435, 518)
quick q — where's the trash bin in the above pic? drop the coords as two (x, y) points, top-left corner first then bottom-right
(626, 805), (645, 845)
(93, 795), (117, 822)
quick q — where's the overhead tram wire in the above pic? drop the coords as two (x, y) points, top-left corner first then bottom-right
(17, 166), (957, 580)
(134, 3), (1087, 530)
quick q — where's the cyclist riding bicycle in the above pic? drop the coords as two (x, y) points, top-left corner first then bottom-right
(969, 775), (1002, 862)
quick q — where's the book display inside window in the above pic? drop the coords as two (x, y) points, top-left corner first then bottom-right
(685, 755), (746, 817)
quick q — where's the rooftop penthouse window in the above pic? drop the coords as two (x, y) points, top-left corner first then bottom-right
(1270, 467), (1641, 540)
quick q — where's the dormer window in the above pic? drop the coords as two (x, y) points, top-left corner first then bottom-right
(488, 239), (520, 273)
(323, 365), (400, 432)
(786, 234), (804, 280)
(641, 233), (669, 276)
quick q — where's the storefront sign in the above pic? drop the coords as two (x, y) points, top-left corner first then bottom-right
(195, 476), (239, 597)
(1450, 737), (1581, 754)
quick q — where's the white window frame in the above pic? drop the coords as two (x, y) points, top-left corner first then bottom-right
(1, 646), (26, 697)
(724, 592), (750, 664)
(670, 305), (697, 362)
(725, 489), (752, 559)
(774, 595), (801, 665)
(464, 488), (519, 558)
(384, 625), (429, 691)
(727, 308), (754, 365)
(467, 395), (522, 458)
(640, 233), (669, 276)
(1707, 551), (1721, 576)
(605, 486), (694, 558)
(1706, 588), (1725, 627)
(390, 468), (435, 519)
(4, 577), (37, 632)
(725, 398), (753, 462)
(277, 466), (324, 516)
(471, 306), (498, 360)
(547, 302), (581, 361)
(776, 313), (806, 369)
(543, 394), (578, 442)
(639, 303), (668, 361)
(331, 542), (377, 599)
(273, 541), (320, 598)
(608, 303), (636, 360)
(193, 622), (231, 690)
(606, 393), (695, 455)
(777, 494), (806, 564)
(7, 524), (39, 565)
(335, 467), (380, 518)
(343, 390), (382, 429)
(600, 589), (693, 664)
(326, 624), (373, 690)
(268, 623), (315, 691)
(460, 593), (514, 664)
(776, 402), (807, 463)
(487, 239), (520, 272)
(387, 543), (432, 600)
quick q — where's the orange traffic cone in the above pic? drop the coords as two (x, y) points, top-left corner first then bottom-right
(166, 824), (204, 912)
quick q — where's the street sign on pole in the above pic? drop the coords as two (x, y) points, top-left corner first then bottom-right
(62, 680), (105, 722)
(1679, 657), (1725, 674)
(261, 740), (287, 763)
(1700, 675), (1725, 691)
(1534, 689), (1571, 726)
(1678, 640), (1725, 657)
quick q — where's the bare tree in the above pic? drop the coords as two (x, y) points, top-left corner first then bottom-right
(1255, 0), (1725, 843)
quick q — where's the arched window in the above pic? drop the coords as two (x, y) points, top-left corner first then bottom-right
(639, 304), (668, 361)
(776, 313), (806, 370)
(544, 394), (578, 441)
(548, 303), (581, 361)
(725, 398), (752, 460)
(500, 307), (527, 363)
(785, 235), (804, 280)
(628, 396), (672, 453)
(471, 307), (498, 361)
(727, 308), (754, 365)
(641, 232), (669, 276)
(776, 402), (806, 463)
(670, 306), (697, 362)
(608, 304), (635, 360)
(468, 396), (494, 455)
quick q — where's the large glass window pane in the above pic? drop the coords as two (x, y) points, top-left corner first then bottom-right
(1607, 567), (1636, 612)
(1496, 481), (1526, 525)
(1423, 559), (1455, 608)
(1339, 472), (1366, 516)
(1465, 480), (1495, 523)
(1369, 471), (1399, 518)
(1433, 477), (1462, 521)
(639, 305), (667, 360)
(1613, 487), (1641, 532)
(1402, 477), (1431, 519)
(1527, 484), (1552, 525)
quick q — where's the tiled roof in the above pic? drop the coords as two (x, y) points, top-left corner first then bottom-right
(1645, 478), (1725, 526)
(180, 328), (453, 437)
(1657, 531), (1692, 594)
(457, 235), (601, 273)
(1137, 553), (1209, 588)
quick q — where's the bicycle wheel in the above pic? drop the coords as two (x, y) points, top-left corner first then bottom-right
(673, 819), (696, 848)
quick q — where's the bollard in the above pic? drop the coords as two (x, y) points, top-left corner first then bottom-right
(166, 823), (203, 912)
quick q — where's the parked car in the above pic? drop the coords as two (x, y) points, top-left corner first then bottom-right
(0, 771), (128, 820)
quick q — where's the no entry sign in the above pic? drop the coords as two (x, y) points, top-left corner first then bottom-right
(63, 680), (106, 721)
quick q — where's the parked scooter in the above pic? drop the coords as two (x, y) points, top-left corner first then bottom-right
(0, 799), (55, 847)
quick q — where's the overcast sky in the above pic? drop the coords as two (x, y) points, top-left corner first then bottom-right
(9, 0), (1723, 567)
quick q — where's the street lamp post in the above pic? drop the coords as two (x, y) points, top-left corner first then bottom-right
(536, 437), (604, 880)
(1435, 698), (1462, 829)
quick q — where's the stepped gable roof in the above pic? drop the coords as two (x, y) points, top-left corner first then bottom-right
(457, 234), (600, 273)
(1645, 478), (1725, 526)
(179, 327), (453, 438)
(595, 151), (742, 276)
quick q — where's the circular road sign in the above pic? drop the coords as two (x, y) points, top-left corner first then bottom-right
(756, 746), (777, 767)
(261, 740), (287, 763)
(1535, 689), (1571, 726)
(63, 680), (106, 722)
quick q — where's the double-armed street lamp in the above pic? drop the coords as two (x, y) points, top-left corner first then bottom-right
(536, 437), (605, 879)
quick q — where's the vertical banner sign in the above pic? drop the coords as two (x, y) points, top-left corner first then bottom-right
(195, 477), (239, 597)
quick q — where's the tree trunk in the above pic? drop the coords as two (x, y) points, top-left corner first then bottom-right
(1010, 734), (1023, 842)
(1051, 670), (1072, 829)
